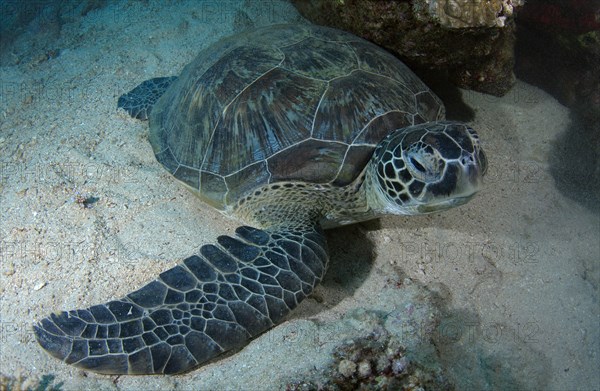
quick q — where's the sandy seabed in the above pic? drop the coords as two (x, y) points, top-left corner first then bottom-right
(1, 1), (598, 390)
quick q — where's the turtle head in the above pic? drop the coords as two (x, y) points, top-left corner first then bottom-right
(367, 121), (487, 216)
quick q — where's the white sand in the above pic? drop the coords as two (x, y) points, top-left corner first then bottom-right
(1, 1), (598, 389)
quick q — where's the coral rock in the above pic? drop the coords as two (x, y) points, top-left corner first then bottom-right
(292, 0), (521, 96)
(415, 0), (524, 28)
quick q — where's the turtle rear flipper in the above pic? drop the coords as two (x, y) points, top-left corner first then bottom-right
(117, 76), (177, 120)
(33, 224), (328, 375)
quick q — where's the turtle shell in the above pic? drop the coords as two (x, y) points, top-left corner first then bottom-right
(149, 24), (444, 209)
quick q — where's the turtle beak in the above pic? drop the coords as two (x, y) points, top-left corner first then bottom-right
(415, 193), (476, 214)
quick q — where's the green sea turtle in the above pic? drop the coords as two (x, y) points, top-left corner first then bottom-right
(34, 24), (487, 375)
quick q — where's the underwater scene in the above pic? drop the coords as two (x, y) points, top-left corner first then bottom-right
(0, 1), (598, 390)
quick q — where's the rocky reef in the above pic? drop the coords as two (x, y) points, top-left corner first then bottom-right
(515, 0), (600, 123)
(292, 0), (523, 96)
(413, 0), (521, 28)
(286, 308), (453, 391)
(515, 0), (600, 214)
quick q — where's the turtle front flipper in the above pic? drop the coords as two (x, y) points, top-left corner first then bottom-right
(117, 76), (178, 120)
(33, 224), (328, 375)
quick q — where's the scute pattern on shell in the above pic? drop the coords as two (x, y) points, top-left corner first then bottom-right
(148, 24), (444, 209)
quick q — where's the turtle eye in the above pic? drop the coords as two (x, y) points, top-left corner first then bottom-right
(409, 156), (426, 173)
(406, 144), (445, 183)
(477, 148), (488, 176)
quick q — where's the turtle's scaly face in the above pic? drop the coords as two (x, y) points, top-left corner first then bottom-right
(369, 121), (487, 215)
